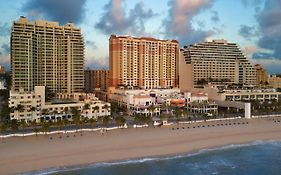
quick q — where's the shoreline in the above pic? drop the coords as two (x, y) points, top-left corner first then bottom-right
(30, 139), (281, 175)
(0, 118), (281, 174)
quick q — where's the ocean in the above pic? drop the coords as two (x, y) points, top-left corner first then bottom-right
(30, 140), (281, 175)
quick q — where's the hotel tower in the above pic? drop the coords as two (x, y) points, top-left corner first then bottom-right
(180, 39), (257, 91)
(11, 16), (85, 93)
(109, 35), (179, 89)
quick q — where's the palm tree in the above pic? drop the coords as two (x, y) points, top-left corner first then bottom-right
(11, 119), (19, 133)
(56, 118), (63, 131)
(33, 127), (40, 136)
(83, 103), (90, 110)
(41, 121), (50, 134)
(88, 118), (97, 129)
(147, 104), (156, 117)
(63, 107), (69, 114)
(115, 116), (126, 126)
(102, 115), (112, 127)
(133, 113), (143, 125)
(20, 120), (28, 136)
(0, 123), (8, 143)
(15, 104), (24, 112)
(174, 107), (183, 124)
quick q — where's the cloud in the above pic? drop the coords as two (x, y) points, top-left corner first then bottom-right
(163, 0), (215, 45)
(252, 58), (281, 74)
(238, 25), (257, 40)
(95, 0), (157, 35)
(254, 0), (281, 60)
(22, 0), (87, 24)
(85, 56), (109, 70)
(86, 40), (97, 50)
(0, 54), (10, 66)
(0, 23), (10, 37)
(241, 0), (262, 8)
(211, 10), (219, 22)
(243, 45), (257, 56)
(252, 52), (274, 60)
(1, 44), (10, 54)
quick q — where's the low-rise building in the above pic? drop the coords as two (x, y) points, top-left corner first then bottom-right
(109, 87), (218, 115)
(9, 86), (110, 123)
(109, 88), (182, 116)
(184, 92), (218, 114)
(199, 84), (281, 102)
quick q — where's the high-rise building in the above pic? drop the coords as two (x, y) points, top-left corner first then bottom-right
(255, 64), (268, 85)
(85, 69), (109, 92)
(11, 16), (84, 93)
(180, 39), (256, 91)
(109, 35), (179, 89)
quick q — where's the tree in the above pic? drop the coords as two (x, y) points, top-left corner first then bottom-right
(64, 107), (69, 114)
(110, 102), (119, 114)
(71, 107), (81, 131)
(0, 123), (8, 134)
(134, 114), (151, 125)
(102, 115), (112, 127)
(15, 104), (24, 112)
(0, 123), (8, 142)
(11, 119), (19, 133)
(83, 103), (90, 110)
(147, 104), (156, 117)
(56, 118), (63, 131)
(174, 107), (183, 124)
(88, 118), (97, 128)
(20, 120), (28, 135)
(41, 121), (50, 134)
(33, 127), (40, 136)
(115, 116), (126, 126)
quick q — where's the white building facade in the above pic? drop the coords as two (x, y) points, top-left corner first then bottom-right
(9, 86), (110, 123)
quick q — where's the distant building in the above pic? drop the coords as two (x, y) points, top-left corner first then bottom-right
(268, 75), (281, 89)
(0, 65), (6, 74)
(11, 16), (84, 93)
(85, 69), (109, 92)
(109, 35), (179, 89)
(180, 39), (257, 91)
(255, 64), (268, 85)
(9, 86), (110, 123)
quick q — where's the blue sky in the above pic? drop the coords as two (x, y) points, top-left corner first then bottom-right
(0, 0), (281, 74)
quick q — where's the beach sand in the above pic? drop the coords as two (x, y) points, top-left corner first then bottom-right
(0, 118), (281, 174)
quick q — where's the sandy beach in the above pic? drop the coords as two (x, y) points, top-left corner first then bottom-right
(0, 118), (281, 174)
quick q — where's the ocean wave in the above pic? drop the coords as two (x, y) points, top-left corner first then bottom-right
(25, 139), (281, 175)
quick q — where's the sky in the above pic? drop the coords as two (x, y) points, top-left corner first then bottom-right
(0, 0), (281, 74)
